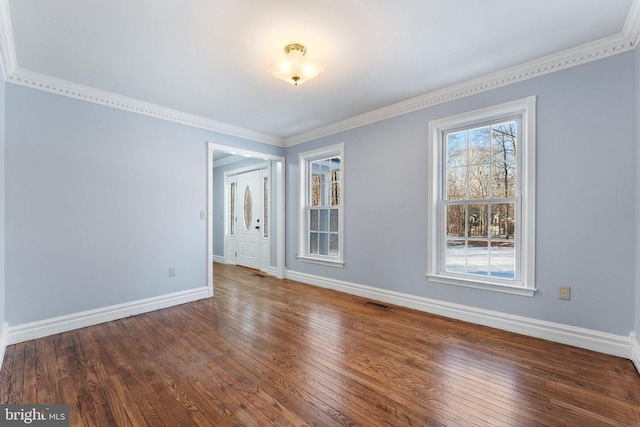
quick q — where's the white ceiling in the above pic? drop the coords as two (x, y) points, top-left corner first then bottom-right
(1, 0), (637, 144)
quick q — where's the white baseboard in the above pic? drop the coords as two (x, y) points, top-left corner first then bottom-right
(7, 287), (209, 345)
(212, 255), (226, 264)
(631, 333), (640, 374)
(286, 270), (632, 360)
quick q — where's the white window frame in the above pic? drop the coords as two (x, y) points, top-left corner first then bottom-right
(427, 96), (536, 297)
(298, 143), (345, 267)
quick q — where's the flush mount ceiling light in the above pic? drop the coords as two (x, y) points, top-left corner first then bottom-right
(267, 43), (323, 86)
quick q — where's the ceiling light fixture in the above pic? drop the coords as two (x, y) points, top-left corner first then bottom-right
(267, 43), (323, 86)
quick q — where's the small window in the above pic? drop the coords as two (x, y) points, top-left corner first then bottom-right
(229, 182), (236, 235)
(427, 97), (536, 296)
(298, 144), (344, 267)
(263, 176), (269, 238)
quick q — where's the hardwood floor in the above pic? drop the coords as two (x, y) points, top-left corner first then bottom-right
(1, 263), (640, 426)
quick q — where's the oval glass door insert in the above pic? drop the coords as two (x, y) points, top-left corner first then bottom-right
(243, 186), (252, 230)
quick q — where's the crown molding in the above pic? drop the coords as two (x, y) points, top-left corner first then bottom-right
(1, 0), (639, 148)
(283, 0), (640, 146)
(6, 68), (284, 145)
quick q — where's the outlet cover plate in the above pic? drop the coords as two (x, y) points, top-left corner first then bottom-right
(558, 286), (571, 300)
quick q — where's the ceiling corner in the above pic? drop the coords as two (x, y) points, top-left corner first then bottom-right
(0, 0), (17, 79)
(624, 0), (640, 47)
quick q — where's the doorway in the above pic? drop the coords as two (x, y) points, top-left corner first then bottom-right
(227, 168), (267, 270)
(207, 143), (285, 298)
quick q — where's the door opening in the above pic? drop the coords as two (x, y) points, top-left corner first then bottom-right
(207, 143), (285, 298)
(228, 168), (267, 271)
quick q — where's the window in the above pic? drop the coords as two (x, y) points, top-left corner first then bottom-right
(298, 143), (344, 267)
(229, 182), (236, 236)
(427, 97), (536, 296)
(263, 176), (269, 238)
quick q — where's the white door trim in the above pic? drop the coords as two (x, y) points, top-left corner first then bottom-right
(207, 142), (286, 297)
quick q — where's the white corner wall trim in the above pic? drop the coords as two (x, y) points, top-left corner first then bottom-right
(286, 270), (632, 359)
(631, 333), (640, 374)
(6, 287), (209, 345)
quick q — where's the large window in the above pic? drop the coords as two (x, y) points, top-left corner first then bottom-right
(427, 97), (536, 296)
(298, 143), (344, 267)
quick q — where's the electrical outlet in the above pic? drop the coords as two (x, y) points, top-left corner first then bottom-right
(558, 286), (571, 300)
(200, 211), (207, 220)
(169, 267), (176, 277)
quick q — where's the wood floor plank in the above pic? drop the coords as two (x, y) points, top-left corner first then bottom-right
(8, 342), (26, 406)
(66, 330), (117, 427)
(34, 339), (52, 405)
(0, 345), (15, 403)
(51, 334), (83, 426)
(1, 263), (639, 426)
(21, 341), (36, 404)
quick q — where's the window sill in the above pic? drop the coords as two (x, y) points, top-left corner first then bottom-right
(426, 273), (536, 297)
(297, 255), (345, 268)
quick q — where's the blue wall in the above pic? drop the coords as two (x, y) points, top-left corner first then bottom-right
(636, 47), (640, 338)
(0, 78), (5, 333)
(286, 51), (637, 336)
(4, 84), (282, 325)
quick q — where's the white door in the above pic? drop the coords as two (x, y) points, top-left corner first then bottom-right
(236, 170), (262, 269)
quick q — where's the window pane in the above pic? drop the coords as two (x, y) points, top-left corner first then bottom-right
(330, 182), (340, 205)
(447, 167), (467, 200)
(491, 203), (515, 239)
(490, 241), (515, 279)
(230, 182), (235, 235)
(446, 204), (465, 237)
(468, 127), (491, 165)
(309, 232), (319, 254)
(468, 164), (490, 199)
(319, 209), (328, 232)
(491, 163), (516, 199)
(445, 240), (465, 273)
(263, 177), (269, 238)
(329, 234), (339, 256)
(467, 240), (488, 275)
(467, 204), (488, 238)
(319, 182), (328, 205)
(492, 122), (517, 164)
(243, 186), (252, 230)
(311, 175), (321, 206)
(330, 209), (339, 232)
(491, 122), (517, 199)
(318, 233), (328, 255)
(330, 157), (341, 174)
(310, 209), (319, 231)
(447, 131), (467, 167)
(330, 158), (341, 205)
